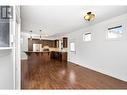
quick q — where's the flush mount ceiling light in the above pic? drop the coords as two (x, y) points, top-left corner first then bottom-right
(84, 12), (95, 21)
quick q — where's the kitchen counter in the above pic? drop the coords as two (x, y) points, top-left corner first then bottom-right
(25, 51), (51, 52)
(25, 51), (67, 53)
(25, 51), (50, 55)
(25, 51), (51, 63)
(25, 50), (67, 63)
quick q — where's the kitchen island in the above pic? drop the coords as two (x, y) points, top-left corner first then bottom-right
(25, 51), (67, 62)
(25, 51), (51, 63)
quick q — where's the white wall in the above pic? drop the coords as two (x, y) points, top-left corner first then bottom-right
(66, 13), (127, 81)
(0, 50), (14, 89)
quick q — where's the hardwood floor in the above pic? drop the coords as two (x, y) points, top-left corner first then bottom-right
(21, 60), (127, 89)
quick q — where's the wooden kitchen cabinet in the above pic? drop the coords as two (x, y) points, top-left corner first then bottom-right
(59, 52), (67, 61)
(49, 40), (55, 47)
(54, 40), (59, 48)
(28, 38), (33, 51)
(63, 37), (68, 48)
(51, 51), (67, 61)
(61, 52), (67, 61)
(28, 38), (69, 49)
(41, 40), (54, 48)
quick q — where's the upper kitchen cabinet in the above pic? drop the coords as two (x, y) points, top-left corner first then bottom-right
(42, 40), (49, 47)
(54, 40), (59, 48)
(63, 37), (68, 48)
(28, 38), (33, 51)
(49, 40), (55, 48)
(42, 40), (55, 48)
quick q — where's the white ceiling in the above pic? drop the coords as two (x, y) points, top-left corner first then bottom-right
(21, 6), (127, 37)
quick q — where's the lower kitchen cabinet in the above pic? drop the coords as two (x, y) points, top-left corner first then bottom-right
(61, 52), (67, 61)
(51, 51), (67, 61)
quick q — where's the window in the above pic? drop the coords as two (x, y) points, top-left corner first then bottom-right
(0, 22), (10, 47)
(83, 33), (92, 41)
(107, 26), (123, 39)
(70, 42), (75, 52)
(1, 6), (13, 19)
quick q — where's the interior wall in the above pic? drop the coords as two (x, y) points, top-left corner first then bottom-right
(0, 50), (14, 89)
(66, 13), (127, 81)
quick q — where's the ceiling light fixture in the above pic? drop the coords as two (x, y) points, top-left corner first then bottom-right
(39, 30), (42, 40)
(84, 12), (95, 21)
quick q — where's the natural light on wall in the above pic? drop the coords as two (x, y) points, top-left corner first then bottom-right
(83, 33), (92, 41)
(107, 26), (123, 39)
(70, 42), (75, 52)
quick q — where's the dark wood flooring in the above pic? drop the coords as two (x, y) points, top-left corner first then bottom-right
(21, 60), (127, 89)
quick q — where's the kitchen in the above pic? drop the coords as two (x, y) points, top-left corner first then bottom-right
(25, 37), (68, 62)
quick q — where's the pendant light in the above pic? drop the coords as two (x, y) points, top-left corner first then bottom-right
(39, 30), (42, 40)
(30, 30), (32, 40)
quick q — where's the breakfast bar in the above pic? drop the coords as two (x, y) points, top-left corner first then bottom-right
(25, 51), (67, 62)
(25, 51), (51, 63)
